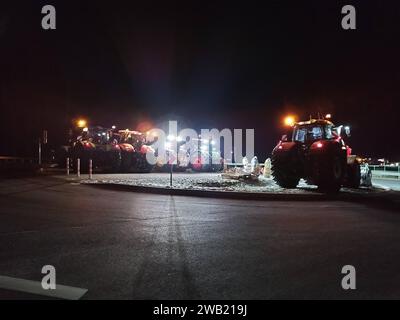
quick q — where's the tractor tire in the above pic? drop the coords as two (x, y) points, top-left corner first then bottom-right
(345, 161), (361, 188)
(110, 151), (122, 173)
(211, 163), (223, 172)
(56, 147), (69, 168)
(71, 145), (90, 173)
(121, 152), (132, 172)
(315, 155), (344, 193)
(132, 154), (154, 173)
(271, 152), (300, 188)
(71, 155), (89, 173)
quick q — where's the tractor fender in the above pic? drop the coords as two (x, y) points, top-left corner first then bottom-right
(119, 143), (135, 153)
(140, 144), (155, 155)
(273, 141), (297, 153)
(74, 141), (96, 150)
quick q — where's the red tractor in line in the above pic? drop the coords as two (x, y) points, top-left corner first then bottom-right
(65, 126), (155, 173)
(271, 115), (371, 193)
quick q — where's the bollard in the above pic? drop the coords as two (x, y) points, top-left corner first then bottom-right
(89, 159), (93, 180)
(77, 158), (80, 177)
(170, 162), (173, 187)
(66, 158), (70, 175)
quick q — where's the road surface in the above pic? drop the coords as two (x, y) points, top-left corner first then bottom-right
(0, 176), (400, 299)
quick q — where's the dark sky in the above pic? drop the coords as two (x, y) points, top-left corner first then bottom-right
(1, 0), (400, 160)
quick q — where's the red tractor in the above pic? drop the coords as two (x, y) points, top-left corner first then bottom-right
(70, 126), (121, 173)
(115, 129), (155, 173)
(66, 125), (155, 173)
(271, 115), (368, 193)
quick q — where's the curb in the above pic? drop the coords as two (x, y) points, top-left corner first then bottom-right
(83, 182), (377, 202)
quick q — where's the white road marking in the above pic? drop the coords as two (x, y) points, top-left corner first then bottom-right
(0, 275), (87, 300)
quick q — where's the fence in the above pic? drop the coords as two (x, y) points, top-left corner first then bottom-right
(0, 156), (37, 173)
(0, 156), (36, 165)
(226, 163), (400, 180)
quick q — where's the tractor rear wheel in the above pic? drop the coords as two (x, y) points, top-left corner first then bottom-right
(271, 152), (300, 188)
(71, 145), (90, 173)
(134, 156), (154, 173)
(121, 152), (132, 172)
(110, 151), (122, 173)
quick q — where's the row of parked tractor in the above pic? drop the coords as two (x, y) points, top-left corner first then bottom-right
(57, 124), (223, 173)
(57, 114), (371, 193)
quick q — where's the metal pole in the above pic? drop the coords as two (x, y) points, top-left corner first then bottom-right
(77, 158), (80, 177)
(170, 162), (173, 187)
(38, 138), (42, 166)
(89, 159), (93, 180)
(66, 157), (70, 175)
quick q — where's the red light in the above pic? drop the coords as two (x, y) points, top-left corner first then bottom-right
(278, 145), (283, 149)
(317, 142), (323, 148)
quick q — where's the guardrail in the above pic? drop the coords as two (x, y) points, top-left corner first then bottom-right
(226, 163), (400, 180)
(0, 156), (37, 172)
(0, 156), (36, 164)
(370, 165), (400, 180)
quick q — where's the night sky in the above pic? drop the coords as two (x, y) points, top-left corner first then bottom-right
(1, 0), (399, 160)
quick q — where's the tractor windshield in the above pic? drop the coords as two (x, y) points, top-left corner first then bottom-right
(79, 128), (110, 144)
(119, 131), (145, 146)
(293, 124), (333, 143)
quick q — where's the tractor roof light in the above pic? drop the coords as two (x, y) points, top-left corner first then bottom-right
(284, 115), (296, 127)
(77, 119), (87, 128)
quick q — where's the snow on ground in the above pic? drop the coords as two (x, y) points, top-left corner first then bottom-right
(79, 172), (378, 195)
(372, 178), (400, 191)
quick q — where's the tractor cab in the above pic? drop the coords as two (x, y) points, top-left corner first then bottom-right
(118, 130), (143, 142)
(289, 119), (335, 144)
(118, 130), (146, 149)
(77, 126), (112, 145)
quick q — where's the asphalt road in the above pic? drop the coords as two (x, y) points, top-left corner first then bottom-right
(1, 176), (400, 299)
